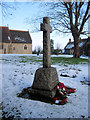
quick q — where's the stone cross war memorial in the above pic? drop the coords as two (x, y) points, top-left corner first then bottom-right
(30, 17), (59, 99)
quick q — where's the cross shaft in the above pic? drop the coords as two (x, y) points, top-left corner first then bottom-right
(40, 17), (52, 68)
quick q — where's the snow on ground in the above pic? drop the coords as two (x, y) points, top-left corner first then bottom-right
(0, 54), (89, 118)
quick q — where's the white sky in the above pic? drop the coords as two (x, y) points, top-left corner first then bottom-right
(31, 31), (73, 50)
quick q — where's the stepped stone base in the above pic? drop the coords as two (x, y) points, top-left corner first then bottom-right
(29, 67), (59, 98)
(28, 87), (56, 98)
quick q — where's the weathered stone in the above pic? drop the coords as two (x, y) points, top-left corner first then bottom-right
(40, 17), (52, 68)
(28, 87), (56, 98)
(40, 23), (52, 32)
(32, 67), (59, 91)
(29, 17), (59, 99)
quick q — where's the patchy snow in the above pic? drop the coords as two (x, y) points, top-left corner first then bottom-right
(65, 43), (74, 49)
(15, 37), (26, 42)
(79, 41), (86, 47)
(65, 41), (86, 49)
(0, 54), (89, 118)
(8, 36), (11, 40)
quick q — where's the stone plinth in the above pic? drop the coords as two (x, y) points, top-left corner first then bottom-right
(30, 67), (59, 98)
(28, 87), (56, 98)
(32, 67), (59, 90)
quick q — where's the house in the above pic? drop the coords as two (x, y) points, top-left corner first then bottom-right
(53, 49), (63, 55)
(0, 26), (32, 54)
(64, 38), (90, 56)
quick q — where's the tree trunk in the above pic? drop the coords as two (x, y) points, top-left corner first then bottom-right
(73, 35), (80, 58)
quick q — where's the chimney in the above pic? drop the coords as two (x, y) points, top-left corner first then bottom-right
(69, 39), (71, 42)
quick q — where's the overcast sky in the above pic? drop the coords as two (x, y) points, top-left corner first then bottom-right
(1, 1), (87, 50)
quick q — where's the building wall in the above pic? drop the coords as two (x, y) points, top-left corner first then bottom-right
(0, 42), (32, 54)
(0, 43), (9, 54)
(11, 43), (32, 54)
(64, 49), (70, 54)
(70, 49), (74, 55)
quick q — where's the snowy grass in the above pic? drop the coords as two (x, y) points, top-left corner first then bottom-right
(18, 55), (88, 65)
(1, 54), (88, 65)
(0, 54), (89, 118)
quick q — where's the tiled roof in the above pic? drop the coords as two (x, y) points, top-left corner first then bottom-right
(0, 26), (32, 43)
(10, 30), (32, 43)
(65, 38), (88, 50)
(65, 42), (74, 49)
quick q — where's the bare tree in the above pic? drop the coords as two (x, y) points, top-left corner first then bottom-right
(53, 42), (61, 55)
(45, 2), (89, 58)
(37, 45), (42, 56)
(26, 1), (89, 58)
(53, 2), (89, 58)
(32, 46), (37, 54)
(0, 1), (16, 17)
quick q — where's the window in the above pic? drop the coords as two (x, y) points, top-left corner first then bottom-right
(24, 45), (27, 50)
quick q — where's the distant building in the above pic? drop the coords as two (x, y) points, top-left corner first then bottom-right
(64, 38), (90, 56)
(53, 49), (62, 55)
(0, 26), (32, 54)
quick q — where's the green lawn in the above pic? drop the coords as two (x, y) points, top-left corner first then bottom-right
(19, 56), (88, 65)
(51, 57), (88, 64)
(1, 56), (88, 65)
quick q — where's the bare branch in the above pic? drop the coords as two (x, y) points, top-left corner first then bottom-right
(26, 2), (88, 36)
(79, 2), (89, 34)
(0, 2), (16, 17)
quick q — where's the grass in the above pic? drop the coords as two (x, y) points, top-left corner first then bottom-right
(19, 56), (42, 63)
(27, 57), (88, 65)
(1, 55), (88, 65)
(51, 57), (88, 64)
(17, 56), (89, 65)
(0, 59), (11, 61)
